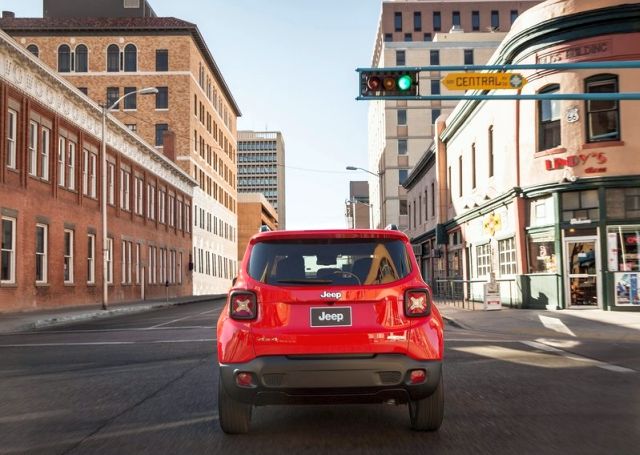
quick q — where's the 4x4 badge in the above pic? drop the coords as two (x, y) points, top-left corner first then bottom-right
(320, 291), (342, 300)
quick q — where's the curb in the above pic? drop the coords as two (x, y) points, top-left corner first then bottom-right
(442, 316), (469, 330)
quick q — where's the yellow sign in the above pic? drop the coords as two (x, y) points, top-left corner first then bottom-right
(441, 73), (527, 91)
(483, 212), (503, 236)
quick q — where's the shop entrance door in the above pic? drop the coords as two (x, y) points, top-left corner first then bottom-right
(564, 237), (601, 307)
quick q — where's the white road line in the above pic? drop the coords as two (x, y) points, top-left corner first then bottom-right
(11, 326), (217, 335)
(521, 340), (636, 374)
(0, 339), (216, 348)
(447, 338), (522, 343)
(146, 309), (221, 329)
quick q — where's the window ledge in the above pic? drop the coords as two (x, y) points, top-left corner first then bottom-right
(534, 147), (567, 158)
(35, 283), (50, 287)
(582, 140), (625, 149)
(0, 282), (18, 288)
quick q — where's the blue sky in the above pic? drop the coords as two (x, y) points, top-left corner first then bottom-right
(2, 0), (382, 229)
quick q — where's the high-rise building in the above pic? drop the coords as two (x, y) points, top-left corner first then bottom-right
(346, 181), (371, 229)
(237, 193), (278, 261)
(368, 0), (542, 230)
(237, 131), (286, 228)
(0, 1), (242, 295)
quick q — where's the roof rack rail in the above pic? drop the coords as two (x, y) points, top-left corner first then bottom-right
(385, 224), (399, 231)
(259, 225), (271, 233)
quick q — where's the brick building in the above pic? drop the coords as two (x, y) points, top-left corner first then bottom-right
(0, 29), (197, 312)
(236, 193), (278, 262)
(0, 5), (241, 295)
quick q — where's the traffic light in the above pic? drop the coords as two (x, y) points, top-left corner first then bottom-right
(360, 70), (420, 97)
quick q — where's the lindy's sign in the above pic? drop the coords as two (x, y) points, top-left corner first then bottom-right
(545, 152), (607, 174)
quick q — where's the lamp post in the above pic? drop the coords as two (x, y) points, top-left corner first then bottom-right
(346, 165), (382, 229)
(101, 87), (158, 310)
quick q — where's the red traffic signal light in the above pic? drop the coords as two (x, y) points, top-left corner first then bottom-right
(360, 70), (420, 97)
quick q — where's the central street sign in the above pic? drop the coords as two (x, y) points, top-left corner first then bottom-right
(441, 72), (527, 91)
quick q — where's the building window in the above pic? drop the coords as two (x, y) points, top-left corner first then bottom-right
(35, 224), (47, 283)
(447, 166), (452, 204)
(1, 217), (16, 284)
(6, 109), (17, 169)
(58, 44), (71, 72)
(488, 126), (494, 177)
(135, 243), (141, 285)
(585, 74), (620, 142)
(124, 44), (137, 72)
(396, 50), (405, 66)
(404, 33), (413, 42)
(458, 155), (463, 197)
(606, 188), (640, 219)
(430, 50), (439, 65)
(27, 44), (39, 57)
(414, 12), (422, 31)
(423, 33), (432, 41)
(64, 229), (74, 283)
(106, 87), (120, 109)
(40, 127), (50, 181)
(398, 139), (408, 155)
(87, 233), (95, 284)
(75, 44), (88, 72)
(148, 185), (156, 220)
(431, 108), (441, 124)
(120, 169), (131, 211)
(148, 246), (155, 284)
(384, 33), (392, 42)
(58, 138), (66, 187)
(399, 199), (408, 215)
(159, 190), (166, 224)
(89, 151), (97, 197)
(156, 87), (168, 109)
(106, 238), (113, 285)
(397, 109), (407, 125)
(476, 243), (491, 277)
(471, 143), (476, 189)
(452, 11), (461, 26)
(123, 87), (137, 109)
(28, 121), (38, 176)
(156, 49), (168, 71)
(107, 44), (119, 72)
(155, 123), (168, 146)
(433, 12), (441, 31)
(78, 87), (88, 95)
(134, 177), (144, 215)
(121, 240), (132, 284)
(394, 12), (402, 32)
(399, 169), (409, 185)
(464, 49), (474, 65)
(472, 11), (480, 31)
(67, 142), (76, 190)
(528, 233), (557, 274)
(168, 195), (175, 227)
(430, 79), (440, 95)
(538, 84), (561, 151)
(498, 237), (517, 276)
(510, 10), (519, 24)
(491, 10), (500, 30)
(562, 190), (599, 222)
(107, 162), (115, 205)
(431, 182), (435, 216)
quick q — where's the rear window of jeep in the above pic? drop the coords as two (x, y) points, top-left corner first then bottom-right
(248, 239), (412, 286)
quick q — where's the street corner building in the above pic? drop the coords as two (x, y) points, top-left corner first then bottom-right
(403, 0), (640, 312)
(0, 29), (198, 312)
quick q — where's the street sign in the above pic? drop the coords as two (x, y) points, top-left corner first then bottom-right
(442, 72), (527, 91)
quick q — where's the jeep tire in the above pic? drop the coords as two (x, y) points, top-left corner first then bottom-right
(218, 380), (252, 434)
(408, 374), (444, 431)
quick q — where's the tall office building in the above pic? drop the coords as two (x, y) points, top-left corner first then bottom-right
(0, 0), (242, 294)
(368, 0), (541, 230)
(237, 131), (286, 228)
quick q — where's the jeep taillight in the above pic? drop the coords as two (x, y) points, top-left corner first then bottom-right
(229, 291), (258, 320)
(404, 288), (431, 318)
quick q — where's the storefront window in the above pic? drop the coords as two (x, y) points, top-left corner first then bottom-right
(606, 188), (640, 219)
(527, 233), (557, 273)
(498, 237), (517, 276)
(608, 226), (640, 272)
(562, 190), (599, 222)
(476, 243), (491, 277)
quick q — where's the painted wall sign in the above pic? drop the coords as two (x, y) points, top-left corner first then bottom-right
(566, 107), (579, 123)
(483, 212), (502, 236)
(537, 40), (612, 64)
(545, 152), (607, 173)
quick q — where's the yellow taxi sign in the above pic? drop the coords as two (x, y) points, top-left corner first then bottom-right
(441, 72), (527, 91)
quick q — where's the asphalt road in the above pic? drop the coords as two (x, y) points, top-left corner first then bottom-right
(1, 299), (639, 455)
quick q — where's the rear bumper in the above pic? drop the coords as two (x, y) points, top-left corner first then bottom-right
(219, 355), (442, 406)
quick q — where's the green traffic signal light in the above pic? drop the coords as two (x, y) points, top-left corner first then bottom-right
(397, 74), (413, 91)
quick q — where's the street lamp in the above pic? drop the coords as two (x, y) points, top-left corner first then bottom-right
(346, 165), (382, 229)
(101, 86), (158, 310)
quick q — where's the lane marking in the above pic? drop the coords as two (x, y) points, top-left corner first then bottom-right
(538, 315), (577, 337)
(521, 340), (636, 374)
(146, 309), (221, 329)
(7, 325), (217, 335)
(0, 339), (216, 348)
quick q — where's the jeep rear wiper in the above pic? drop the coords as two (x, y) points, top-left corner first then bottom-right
(276, 279), (333, 284)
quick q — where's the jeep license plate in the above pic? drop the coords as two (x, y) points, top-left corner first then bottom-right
(310, 307), (352, 327)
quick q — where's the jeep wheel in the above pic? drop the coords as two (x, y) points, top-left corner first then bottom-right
(408, 374), (444, 431)
(218, 381), (252, 434)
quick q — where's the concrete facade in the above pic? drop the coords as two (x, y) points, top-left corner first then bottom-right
(237, 131), (286, 229)
(368, 0), (541, 230)
(0, 30), (196, 311)
(346, 181), (371, 229)
(237, 193), (278, 262)
(405, 0), (640, 312)
(0, 10), (242, 296)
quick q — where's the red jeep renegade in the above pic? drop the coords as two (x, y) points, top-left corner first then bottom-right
(217, 228), (444, 433)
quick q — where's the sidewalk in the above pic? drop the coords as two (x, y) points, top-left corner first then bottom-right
(0, 294), (226, 335)
(436, 301), (640, 340)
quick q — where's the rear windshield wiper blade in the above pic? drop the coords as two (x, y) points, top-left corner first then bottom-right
(276, 279), (333, 284)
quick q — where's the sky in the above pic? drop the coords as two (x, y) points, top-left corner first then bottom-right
(1, 0), (383, 229)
